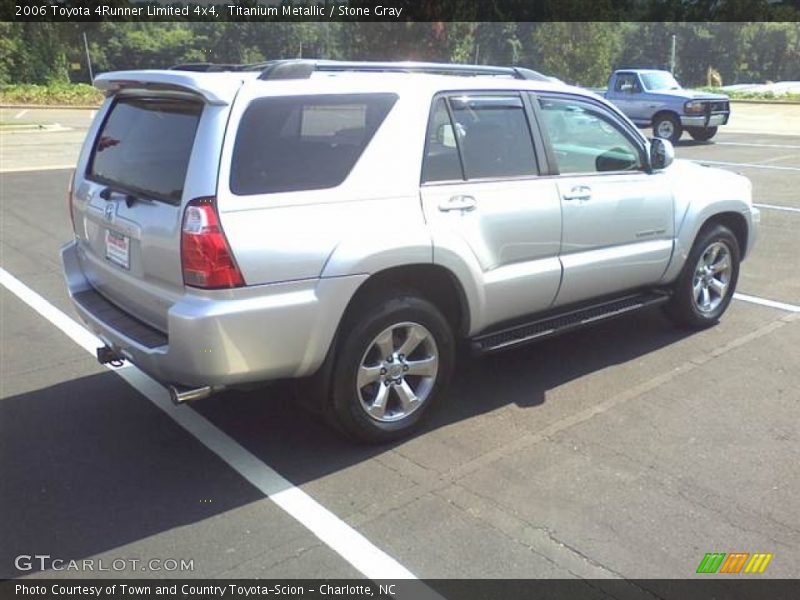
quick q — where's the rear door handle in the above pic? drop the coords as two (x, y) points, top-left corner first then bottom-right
(563, 185), (591, 202)
(439, 195), (477, 212)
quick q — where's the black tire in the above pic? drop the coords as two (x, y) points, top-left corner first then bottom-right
(653, 113), (683, 144)
(687, 126), (718, 142)
(328, 294), (455, 443)
(664, 224), (740, 329)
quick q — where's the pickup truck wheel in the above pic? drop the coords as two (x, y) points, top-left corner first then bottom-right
(329, 295), (454, 443)
(665, 224), (740, 329)
(687, 126), (718, 142)
(653, 114), (682, 144)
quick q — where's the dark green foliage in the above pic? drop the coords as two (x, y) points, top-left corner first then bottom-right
(2, 22), (799, 88)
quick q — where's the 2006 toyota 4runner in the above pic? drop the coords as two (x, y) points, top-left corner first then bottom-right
(61, 60), (759, 442)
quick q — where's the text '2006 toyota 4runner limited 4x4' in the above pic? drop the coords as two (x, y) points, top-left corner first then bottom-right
(61, 60), (758, 442)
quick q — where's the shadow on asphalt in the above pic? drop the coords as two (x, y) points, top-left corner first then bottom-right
(1, 307), (692, 577)
(674, 139), (715, 148)
(192, 307), (693, 486)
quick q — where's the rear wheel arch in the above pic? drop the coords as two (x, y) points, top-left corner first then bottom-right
(339, 263), (471, 338)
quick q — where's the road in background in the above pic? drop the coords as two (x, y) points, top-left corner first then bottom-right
(1, 109), (798, 582)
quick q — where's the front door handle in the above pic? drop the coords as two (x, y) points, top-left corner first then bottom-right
(439, 194), (477, 212)
(563, 185), (591, 202)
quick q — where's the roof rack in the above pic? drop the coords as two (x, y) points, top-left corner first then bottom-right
(255, 60), (553, 81)
(168, 60), (552, 82)
(169, 62), (273, 73)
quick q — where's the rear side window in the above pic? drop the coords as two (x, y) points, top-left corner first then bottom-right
(89, 97), (202, 204)
(449, 95), (538, 180)
(422, 98), (463, 183)
(230, 93), (398, 195)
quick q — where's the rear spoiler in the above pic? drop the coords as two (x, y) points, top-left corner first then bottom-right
(93, 70), (254, 105)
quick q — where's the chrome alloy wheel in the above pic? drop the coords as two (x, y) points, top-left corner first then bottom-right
(356, 322), (439, 423)
(692, 241), (733, 313)
(656, 119), (675, 139)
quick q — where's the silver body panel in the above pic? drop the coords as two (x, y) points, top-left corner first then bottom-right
(61, 69), (757, 388)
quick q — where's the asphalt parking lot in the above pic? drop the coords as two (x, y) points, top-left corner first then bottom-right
(1, 107), (798, 584)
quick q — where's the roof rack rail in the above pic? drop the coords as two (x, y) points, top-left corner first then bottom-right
(255, 60), (553, 82)
(170, 62), (272, 73)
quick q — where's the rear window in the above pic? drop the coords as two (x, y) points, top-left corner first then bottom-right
(88, 97), (202, 204)
(230, 93), (398, 195)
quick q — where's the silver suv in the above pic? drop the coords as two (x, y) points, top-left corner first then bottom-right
(61, 60), (759, 442)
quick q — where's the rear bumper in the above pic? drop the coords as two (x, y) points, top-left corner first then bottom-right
(61, 240), (364, 387)
(680, 113), (729, 128)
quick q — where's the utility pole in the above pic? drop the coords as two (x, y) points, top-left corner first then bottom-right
(83, 31), (94, 83)
(670, 34), (676, 74)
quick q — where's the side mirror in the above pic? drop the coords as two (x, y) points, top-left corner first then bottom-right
(649, 138), (674, 170)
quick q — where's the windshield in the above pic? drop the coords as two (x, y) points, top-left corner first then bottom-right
(640, 72), (681, 91)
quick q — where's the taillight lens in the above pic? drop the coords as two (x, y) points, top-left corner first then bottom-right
(67, 170), (76, 231)
(180, 197), (245, 289)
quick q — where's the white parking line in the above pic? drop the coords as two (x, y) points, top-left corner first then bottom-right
(13, 109), (28, 119)
(0, 266), (418, 582)
(754, 203), (800, 214)
(734, 293), (800, 313)
(717, 141), (800, 150)
(696, 159), (800, 172)
(0, 165), (75, 174)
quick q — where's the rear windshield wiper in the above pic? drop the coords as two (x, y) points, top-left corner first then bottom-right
(99, 185), (140, 208)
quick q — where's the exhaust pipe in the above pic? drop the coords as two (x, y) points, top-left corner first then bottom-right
(168, 384), (224, 405)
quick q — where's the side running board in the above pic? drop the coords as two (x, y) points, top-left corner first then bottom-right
(471, 291), (671, 355)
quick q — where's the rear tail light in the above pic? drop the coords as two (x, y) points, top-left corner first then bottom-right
(180, 197), (245, 289)
(66, 170), (76, 231)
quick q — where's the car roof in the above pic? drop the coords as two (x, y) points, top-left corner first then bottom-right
(95, 69), (588, 105)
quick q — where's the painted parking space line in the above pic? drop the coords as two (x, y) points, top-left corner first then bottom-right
(716, 141), (800, 150)
(734, 293), (800, 313)
(695, 159), (800, 172)
(0, 266), (420, 582)
(754, 203), (800, 214)
(13, 109), (28, 119)
(0, 165), (75, 174)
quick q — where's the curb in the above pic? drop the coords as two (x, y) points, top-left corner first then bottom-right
(730, 99), (800, 106)
(0, 104), (100, 110)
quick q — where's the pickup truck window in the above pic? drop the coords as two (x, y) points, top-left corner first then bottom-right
(640, 71), (681, 91)
(614, 73), (641, 93)
(448, 95), (538, 180)
(538, 96), (643, 175)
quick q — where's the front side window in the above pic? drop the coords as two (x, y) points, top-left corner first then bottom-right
(614, 73), (641, 93)
(230, 93), (397, 195)
(449, 95), (538, 180)
(89, 97), (202, 204)
(537, 96), (644, 174)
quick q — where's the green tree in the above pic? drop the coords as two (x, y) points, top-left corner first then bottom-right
(530, 23), (621, 86)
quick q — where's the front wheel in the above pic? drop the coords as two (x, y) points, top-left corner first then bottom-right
(329, 294), (455, 443)
(687, 126), (718, 142)
(664, 224), (740, 329)
(653, 113), (683, 144)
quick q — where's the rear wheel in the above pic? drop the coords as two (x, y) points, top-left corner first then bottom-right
(665, 224), (740, 328)
(687, 126), (718, 142)
(653, 113), (683, 144)
(328, 294), (455, 443)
